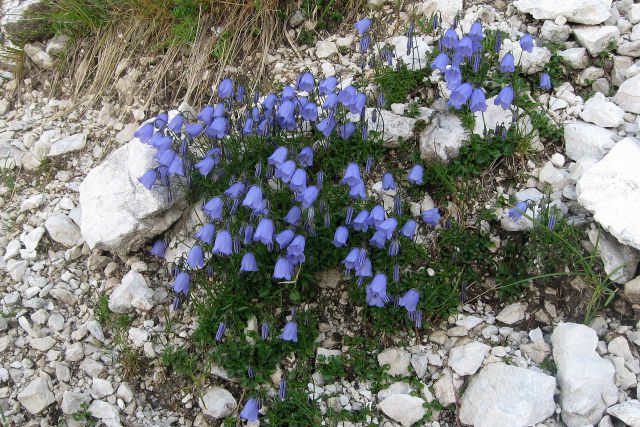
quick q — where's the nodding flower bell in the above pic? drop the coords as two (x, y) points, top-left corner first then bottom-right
(519, 33), (534, 53)
(398, 289), (420, 313)
(242, 186), (264, 212)
(268, 147), (288, 167)
(457, 36), (473, 57)
(333, 226), (349, 247)
(298, 146), (314, 167)
(422, 208), (441, 226)
(366, 274), (390, 307)
(285, 206), (302, 226)
(196, 223), (215, 244)
(352, 210), (369, 232)
(407, 164), (424, 185)
(150, 239), (167, 257)
(203, 197), (224, 220)
(442, 28), (459, 49)
(289, 168), (307, 192)
(260, 322), (269, 340)
(448, 83), (473, 109)
(382, 172), (396, 190)
(494, 85), (514, 110)
(173, 271), (190, 294)
(273, 257), (294, 280)
(138, 170), (158, 190)
(444, 66), (462, 90)
(240, 398), (260, 422)
(280, 321), (298, 342)
(319, 76), (337, 95)
(469, 88), (487, 113)
(430, 52), (449, 72)
(499, 52), (515, 73)
(341, 163), (361, 187)
(134, 123), (154, 143)
(215, 322), (226, 342)
(213, 230), (233, 256)
(275, 229), (295, 250)
(286, 235), (306, 265)
(218, 78), (233, 99)
(240, 252), (258, 272)
(297, 72), (315, 92)
(508, 201), (528, 221)
(469, 21), (483, 40)
(401, 220), (417, 238)
(367, 205), (385, 227)
(354, 18), (372, 36)
(224, 182), (245, 199)
(539, 73), (552, 91)
(186, 245), (205, 269)
(254, 218), (275, 245)
(296, 186), (319, 208)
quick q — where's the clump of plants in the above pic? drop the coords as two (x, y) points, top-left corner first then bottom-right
(133, 16), (583, 421)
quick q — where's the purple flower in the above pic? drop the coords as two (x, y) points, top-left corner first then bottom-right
(495, 33), (502, 53)
(187, 245), (205, 269)
(150, 239), (167, 257)
(205, 117), (227, 138)
(540, 73), (552, 90)
(186, 123), (203, 138)
(339, 122), (357, 140)
(354, 18), (372, 36)
(273, 257), (294, 280)
(268, 147), (288, 167)
(469, 88), (487, 113)
(401, 220), (417, 238)
(548, 214), (557, 231)
(422, 208), (441, 226)
(296, 186), (319, 208)
(431, 52), (449, 72)
(276, 229), (295, 249)
(389, 238), (400, 256)
(138, 170), (157, 189)
(519, 33), (534, 53)
(279, 379), (287, 401)
(280, 321), (298, 342)
(382, 172), (395, 190)
(341, 163), (361, 187)
(301, 102), (318, 121)
(323, 93), (339, 109)
(173, 271), (190, 294)
(154, 112), (168, 129)
(168, 114), (183, 133)
(215, 322), (226, 342)
(224, 182), (245, 199)
(285, 206), (302, 225)
(408, 164), (424, 185)
(333, 226), (349, 247)
(352, 210), (369, 232)
(243, 225), (254, 245)
(319, 76), (337, 95)
(196, 223), (215, 244)
(298, 147), (314, 167)
(168, 156), (184, 176)
(369, 230), (387, 249)
(242, 186), (264, 212)
(398, 289), (420, 313)
(290, 169), (307, 192)
(297, 72), (315, 92)
(134, 123), (154, 143)
(457, 36), (473, 57)
(213, 230), (233, 256)
(243, 117), (254, 135)
(494, 86), (514, 110)
(197, 105), (215, 123)
(203, 197), (224, 220)
(448, 82), (473, 109)
(444, 66), (462, 90)
(366, 274), (390, 307)
(254, 218), (275, 245)
(367, 205), (385, 227)
(508, 201), (528, 221)
(261, 322), (269, 339)
(218, 78), (233, 98)
(348, 178), (366, 200)
(442, 28), (459, 49)
(469, 21), (483, 40)
(343, 247), (361, 272)
(378, 218), (398, 239)
(499, 52), (515, 73)
(286, 235), (306, 265)
(236, 84), (245, 102)
(240, 398), (260, 422)
(316, 112), (337, 137)
(240, 252), (258, 272)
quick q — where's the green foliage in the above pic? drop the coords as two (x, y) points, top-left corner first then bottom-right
(170, 0), (207, 45)
(161, 346), (199, 377)
(374, 63), (431, 108)
(71, 402), (97, 426)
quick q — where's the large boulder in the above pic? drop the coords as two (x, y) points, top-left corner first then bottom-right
(513, 0), (612, 25)
(79, 137), (186, 255)
(459, 363), (556, 427)
(579, 92), (625, 128)
(577, 137), (640, 252)
(564, 121), (616, 162)
(552, 322), (617, 426)
(614, 74), (640, 114)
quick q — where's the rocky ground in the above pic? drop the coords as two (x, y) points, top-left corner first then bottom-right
(2, 0), (640, 426)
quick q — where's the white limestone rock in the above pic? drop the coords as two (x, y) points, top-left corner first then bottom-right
(564, 121), (616, 161)
(587, 228), (640, 284)
(577, 137), (640, 252)
(420, 113), (468, 163)
(79, 136), (186, 255)
(23, 43), (54, 69)
(614, 74), (640, 114)
(49, 133), (87, 157)
(315, 40), (338, 59)
(573, 26), (620, 55)
(552, 322), (618, 427)
(513, 0), (612, 25)
(377, 394), (426, 426)
(496, 303), (526, 325)
(44, 213), (82, 247)
(352, 108), (417, 147)
(88, 400), (121, 427)
(499, 39), (551, 75)
(61, 391), (91, 415)
(377, 347), (411, 376)
(17, 376), (55, 414)
(558, 47), (589, 70)
(418, 0), (462, 25)
(448, 341), (490, 376)
(459, 363), (556, 427)
(607, 399), (640, 426)
(108, 270), (154, 313)
(199, 387), (237, 419)
(580, 92), (625, 128)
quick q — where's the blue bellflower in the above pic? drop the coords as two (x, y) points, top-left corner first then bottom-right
(254, 218), (275, 245)
(273, 257), (294, 280)
(218, 78), (233, 98)
(401, 220), (417, 238)
(540, 73), (552, 90)
(407, 164), (424, 185)
(519, 33), (534, 53)
(422, 208), (441, 226)
(398, 289), (420, 313)
(500, 53), (515, 73)
(186, 245), (205, 269)
(240, 252), (258, 272)
(431, 52), (449, 72)
(509, 201), (528, 221)
(366, 274), (390, 307)
(213, 230), (233, 256)
(469, 88), (487, 113)
(354, 18), (372, 36)
(280, 321), (298, 342)
(448, 83), (473, 109)
(150, 239), (167, 257)
(240, 399), (260, 422)
(173, 271), (190, 294)
(494, 85), (514, 110)
(333, 226), (349, 247)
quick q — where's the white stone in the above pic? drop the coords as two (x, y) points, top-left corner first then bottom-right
(88, 400), (121, 426)
(608, 336), (633, 360)
(389, 35), (432, 70)
(614, 74), (640, 114)
(377, 394), (426, 426)
(564, 121), (616, 161)
(558, 47), (589, 69)
(456, 315), (483, 330)
(92, 378), (114, 399)
(377, 347), (411, 376)
(573, 26), (620, 55)
(618, 40), (640, 57)
(588, 228), (640, 284)
(433, 368), (461, 406)
(499, 39), (551, 74)
(448, 341), (490, 376)
(580, 92), (625, 128)
(410, 353), (429, 378)
(577, 137), (640, 252)
(45, 213), (82, 247)
(496, 303), (526, 325)
(459, 363), (556, 427)
(61, 391), (90, 415)
(23, 227), (45, 252)
(23, 43), (54, 69)
(377, 381), (412, 401)
(418, 0), (462, 25)
(551, 153), (565, 167)
(540, 20), (572, 43)
(79, 137), (185, 255)
(420, 113), (468, 162)
(609, 356), (636, 390)
(116, 383), (133, 403)
(607, 399), (640, 426)
(315, 40), (338, 59)
(20, 194), (45, 211)
(513, 0), (612, 25)
(128, 327), (149, 348)
(17, 376), (55, 414)
(351, 108), (416, 147)
(552, 322), (618, 427)
(46, 35), (68, 55)
(6, 259), (27, 281)
(538, 161), (569, 192)
(49, 133), (87, 157)
(108, 270), (154, 313)
(199, 387), (237, 419)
